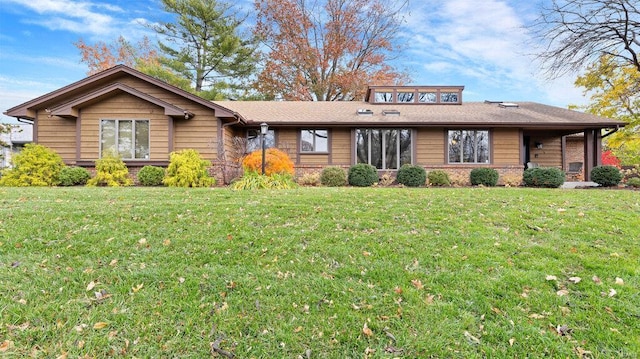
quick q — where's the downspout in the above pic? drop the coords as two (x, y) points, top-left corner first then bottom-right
(219, 114), (243, 184)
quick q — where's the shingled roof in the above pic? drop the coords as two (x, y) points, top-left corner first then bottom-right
(213, 100), (625, 130)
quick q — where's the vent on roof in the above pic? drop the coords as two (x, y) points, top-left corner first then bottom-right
(357, 109), (373, 115)
(498, 102), (519, 108)
(382, 109), (400, 116)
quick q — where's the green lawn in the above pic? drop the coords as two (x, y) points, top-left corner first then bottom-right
(1, 187), (639, 358)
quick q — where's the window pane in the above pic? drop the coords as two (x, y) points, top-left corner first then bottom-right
(118, 120), (133, 158)
(477, 131), (489, 163)
(356, 129), (368, 164)
(399, 129), (412, 166)
(419, 92), (437, 103)
(441, 92), (459, 103)
(301, 130), (314, 152)
(135, 120), (150, 159)
(462, 131), (475, 163)
(374, 92), (393, 103)
(397, 92), (414, 103)
(101, 120), (116, 156)
(448, 130), (462, 163)
(384, 129), (398, 169)
(315, 130), (328, 152)
(247, 129), (275, 153)
(370, 129), (383, 169)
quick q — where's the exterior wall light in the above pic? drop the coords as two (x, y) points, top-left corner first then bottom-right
(535, 142), (543, 149)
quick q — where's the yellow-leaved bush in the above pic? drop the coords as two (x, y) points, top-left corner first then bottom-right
(163, 149), (215, 187)
(87, 151), (133, 187)
(242, 148), (294, 176)
(0, 143), (64, 186)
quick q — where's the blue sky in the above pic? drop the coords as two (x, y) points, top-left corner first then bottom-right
(0, 0), (589, 124)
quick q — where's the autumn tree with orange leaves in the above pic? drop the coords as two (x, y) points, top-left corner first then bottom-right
(75, 36), (158, 75)
(254, 0), (409, 101)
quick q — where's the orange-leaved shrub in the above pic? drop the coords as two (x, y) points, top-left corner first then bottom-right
(242, 148), (294, 176)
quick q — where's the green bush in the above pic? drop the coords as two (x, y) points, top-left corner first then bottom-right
(58, 166), (91, 186)
(320, 166), (347, 187)
(427, 170), (450, 186)
(627, 177), (640, 188)
(231, 171), (298, 190)
(164, 149), (215, 187)
(590, 165), (623, 187)
(137, 165), (166, 186)
(470, 167), (499, 187)
(0, 143), (64, 186)
(348, 163), (378, 187)
(523, 167), (565, 188)
(87, 151), (133, 187)
(396, 164), (426, 187)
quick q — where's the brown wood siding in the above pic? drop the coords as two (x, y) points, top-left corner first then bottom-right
(173, 115), (218, 159)
(276, 128), (298, 161)
(80, 92), (170, 160)
(530, 136), (562, 168)
(330, 129), (352, 165)
(36, 115), (77, 164)
(492, 129), (520, 165)
(298, 154), (329, 165)
(415, 128), (445, 165)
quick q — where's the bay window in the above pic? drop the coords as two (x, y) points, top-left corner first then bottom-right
(356, 129), (412, 170)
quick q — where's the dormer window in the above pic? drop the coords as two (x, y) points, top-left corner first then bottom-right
(419, 92), (437, 103)
(397, 91), (414, 103)
(374, 92), (393, 103)
(440, 92), (459, 103)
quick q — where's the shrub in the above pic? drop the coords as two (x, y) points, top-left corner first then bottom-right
(627, 177), (640, 188)
(470, 168), (499, 187)
(320, 166), (347, 187)
(396, 164), (426, 187)
(523, 167), (565, 188)
(377, 172), (396, 187)
(0, 143), (65, 186)
(348, 163), (378, 187)
(137, 165), (166, 186)
(448, 172), (469, 187)
(427, 170), (450, 186)
(58, 166), (91, 186)
(297, 172), (321, 186)
(87, 151), (133, 187)
(242, 148), (294, 176)
(590, 165), (623, 187)
(231, 171), (298, 190)
(601, 150), (621, 168)
(164, 149), (215, 187)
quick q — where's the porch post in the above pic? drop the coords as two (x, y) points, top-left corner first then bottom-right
(583, 130), (595, 181)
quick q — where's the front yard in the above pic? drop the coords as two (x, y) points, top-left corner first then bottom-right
(1, 187), (638, 357)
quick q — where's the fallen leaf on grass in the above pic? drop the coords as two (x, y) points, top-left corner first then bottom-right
(556, 289), (569, 296)
(411, 279), (424, 290)
(0, 340), (15, 352)
(132, 283), (144, 293)
(575, 347), (592, 358)
(55, 352), (68, 359)
(109, 259), (118, 266)
(592, 276), (602, 284)
(86, 281), (96, 291)
(608, 288), (617, 297)
(615, 277), (624, 285)
(528, 313), (545, 319)
(362, 322), (373, 337)
(93, 322), (108, 329)
(555, 324), (572, 336)
(464, 331), (481, 345)
(546, 275), (557, 281)
(509, 338), (515, 346)
(294, 326), (303, 333)
(568, 277), (581, 284)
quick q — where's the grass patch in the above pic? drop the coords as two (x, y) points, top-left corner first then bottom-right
(0, 187), (638, 357)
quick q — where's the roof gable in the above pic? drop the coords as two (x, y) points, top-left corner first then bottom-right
(4, 65), (240, 121)
(49, 82), (194, 119)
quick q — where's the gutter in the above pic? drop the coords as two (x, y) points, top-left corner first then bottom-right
(601, 126), (620, 139)
(16, 117), (34, 125)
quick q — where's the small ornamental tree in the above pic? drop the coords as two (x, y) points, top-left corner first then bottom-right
(242, 148), (294, 176)
(0, 143), (65, 186)
(87, 151), (133, 187)
(601, 150), (621, 168)
(164, 149), (216, 187)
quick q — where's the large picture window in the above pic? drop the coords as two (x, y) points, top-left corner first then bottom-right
(448, 130), (490, 163)
(300, 129), (328, 152)
(356, 129), (412, 170)
(247, 128), (275, 153)
(100, 119), (149, 159)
